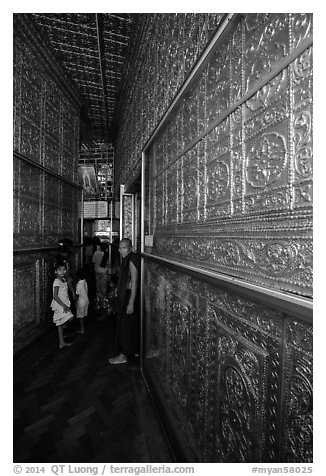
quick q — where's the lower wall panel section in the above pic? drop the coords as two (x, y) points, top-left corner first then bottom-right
(143, 260), (312, 463)
(13, 248), (81, 354)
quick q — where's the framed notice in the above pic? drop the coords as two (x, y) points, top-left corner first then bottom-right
(83, 201), (108, 219)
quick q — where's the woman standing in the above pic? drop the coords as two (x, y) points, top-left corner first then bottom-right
(92, 241), (109, 297)
(109, 238), (140, 365)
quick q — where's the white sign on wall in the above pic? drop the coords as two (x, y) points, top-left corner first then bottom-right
(83, 201), (108, 219)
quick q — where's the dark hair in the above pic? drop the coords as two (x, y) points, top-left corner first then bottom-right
(100, 242), (107, 251)
(76, 268), (86, 280)
(54, 260), (67, 271)
(58, 238), (73, 253)
(92, 236), (101, 246)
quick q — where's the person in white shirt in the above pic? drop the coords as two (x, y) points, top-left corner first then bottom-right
(75, 268), (89, 334)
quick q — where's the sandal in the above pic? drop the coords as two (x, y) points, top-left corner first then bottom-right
(109, 354), (127, 365)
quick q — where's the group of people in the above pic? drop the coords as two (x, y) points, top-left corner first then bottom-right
(50, 237), (140, 365)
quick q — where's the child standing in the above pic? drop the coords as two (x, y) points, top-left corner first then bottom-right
(75, 268), (89, 334)
(51, 261), (74, 349)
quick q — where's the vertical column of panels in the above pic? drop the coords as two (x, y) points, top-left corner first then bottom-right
(14, 28), (80, 179)
(115, 13), (224, 187)
(122, 194), (133, 241)
(282, 317), (313, 462)
(13, 155), (43, 249)
(15, 36), (43, 163)
(13, 250), (58, 354)
(61, 180), (79, 244)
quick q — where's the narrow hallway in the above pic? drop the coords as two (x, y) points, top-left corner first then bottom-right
(13, 315), (174, 463)
(13, 13), (313, 463)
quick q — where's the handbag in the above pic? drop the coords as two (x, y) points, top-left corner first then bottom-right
(100, 251), (109, 268)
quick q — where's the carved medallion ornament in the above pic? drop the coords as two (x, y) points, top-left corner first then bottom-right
(245, 132), (287, 189)
(206, 159), (230, 201)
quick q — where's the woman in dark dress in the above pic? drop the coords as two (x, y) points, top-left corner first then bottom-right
(109, 238), (140, 364)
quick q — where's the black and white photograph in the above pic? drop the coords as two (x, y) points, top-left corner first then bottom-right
(9, 4), (318, 474)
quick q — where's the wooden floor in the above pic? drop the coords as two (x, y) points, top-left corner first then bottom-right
(13, 314), (174, 463)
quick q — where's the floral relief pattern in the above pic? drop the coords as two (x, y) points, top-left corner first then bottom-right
(143, 264), (312, 462)
(245, 133), (287, 189)
(141, 14), (313, 297)
(14, 20), (81, 353)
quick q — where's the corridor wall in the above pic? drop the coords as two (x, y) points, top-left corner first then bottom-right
(115, 14), (313, 462)
(13, 15), (81, 353)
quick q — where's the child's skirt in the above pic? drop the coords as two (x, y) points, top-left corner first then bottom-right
(76, 303), (89, 319)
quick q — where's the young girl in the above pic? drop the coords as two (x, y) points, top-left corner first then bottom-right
(51, 261), (74, 348)
(75, 268), (89, 334)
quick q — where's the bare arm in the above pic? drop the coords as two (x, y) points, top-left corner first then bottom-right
(126, 261), (138, 315)
(66, 275), (77, 300)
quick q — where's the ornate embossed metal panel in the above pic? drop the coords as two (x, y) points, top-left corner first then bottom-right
(13, 16), (81, 353)
(144, 261), (312, 462)
(121, 194), (132, 241)
(132, 13), (313, 463)
(282, 318), (313, 462)
(139, 13), (313, 298)
(114, 13), (225, 188)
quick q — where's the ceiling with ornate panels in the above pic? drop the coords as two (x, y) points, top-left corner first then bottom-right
(31, 13), (141, 148)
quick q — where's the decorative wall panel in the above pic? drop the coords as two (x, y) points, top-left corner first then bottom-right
(131, 13), (313, 463)
(13, 15), (81, 354)
(291, 47), (313, 209)
(121, 194), (133, 241)
(138, 13), (313, 298)
(282, 317), (313, 462)
(115, 13), (225, 189)
(144, 261), (312, 462)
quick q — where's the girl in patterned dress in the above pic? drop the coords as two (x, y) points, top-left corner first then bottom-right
(51, 261), (74, 348)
